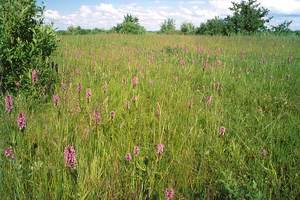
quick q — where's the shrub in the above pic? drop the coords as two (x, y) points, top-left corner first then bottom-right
(180, 22), (195, 34)
(0, 0), (58, 97)
(160, 18), (176, 34)
(196, 17), (228, 36)
(271, 21), (293, 35)
(112, 14), (146, 34)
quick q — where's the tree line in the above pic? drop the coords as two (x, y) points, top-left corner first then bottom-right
(58, 0), (300, 36)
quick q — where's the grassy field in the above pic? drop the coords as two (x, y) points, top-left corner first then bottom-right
(1, 34), (300, 199)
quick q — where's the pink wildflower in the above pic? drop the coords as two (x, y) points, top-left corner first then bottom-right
(179, 59), (185, 65)
(64, 145), (77, 169)
(31, 69), (38, 84)
(94, 110), (101, 125)
(156, 143), (164, 156)
(131, 75), (138, 88)
(133, 145), (140, 156)
(219, 126), (226, 136)
(86, 88), (91, 102)
(164, 188), (175, 200)
(52, 95), (60, 106)
(17, 112), (26, 131)
(4, 95), (13, 113)
(125, 153), (132, 161)
(3, 147), (15, 159)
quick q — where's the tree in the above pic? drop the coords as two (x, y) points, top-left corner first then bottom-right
(227, 0), (271, 34)
(196, 17), (228, 35)
(271, 21), (292, 34)
(180, 22), (195, 34)
(113, 14), (146, 34)
(123, 14), (139, 24)
(67, 26), (87, 34)
(0, 0), (58, 96)
(160, 18), (176, 33)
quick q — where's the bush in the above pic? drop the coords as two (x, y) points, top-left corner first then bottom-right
(0, 0), (58, 97)
(271, 21), (293, 35)
(112, 14), (146, 34)
(196, 17), (228, 35)
(180, 22), (195, 34)
(160, 18), (176, 34)
(57, 27), (107, 35)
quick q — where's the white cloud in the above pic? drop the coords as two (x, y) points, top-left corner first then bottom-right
(79, 5), (92, 17)
(259, 0), (300, 13)
(45, 2), (225, 30)
(208, 0), (232, 14)
(45, 10), (61, 20)
(44, 1), (300, 30)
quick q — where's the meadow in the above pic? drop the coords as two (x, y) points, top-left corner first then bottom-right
(0, 34), (300, 199)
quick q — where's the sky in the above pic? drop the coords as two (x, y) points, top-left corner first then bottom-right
(41, 0), (300, 31)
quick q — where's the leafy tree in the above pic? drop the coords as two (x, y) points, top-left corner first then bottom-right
(123, 14), (139, 23)
(160, 18), (176, 33)
(62, 27), (106, 35)
(113, 14), (146, 34)
(180, 22), (195, 34)
(271, 21), (292, 34)
(227, 0), (271, 34)
(0, 0), (58, 96)
(196, 17), (228, 35)
(67, 26), (86, 34)
(90, 28), (106, 34)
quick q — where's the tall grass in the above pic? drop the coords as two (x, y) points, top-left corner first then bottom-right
(1, 34), (300, 199)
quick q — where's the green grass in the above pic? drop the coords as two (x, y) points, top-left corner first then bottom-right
(1, 34), (300, 199)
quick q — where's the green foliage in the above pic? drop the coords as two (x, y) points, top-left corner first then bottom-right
(67, 26), (88, 35)
(0, 0), (58, 97)
(112, 14), (146, 34)
(196, 17), (229, 35)
(227, 0), (271, 34)
(194, 0), (296, 36)
(58, 26), (107, 35)
(123, 14), (139, 24)
(160, 18), (176, 33)
(1, 34), (300, 199)
(271, 21), (293, 34)
(180, 22), (195, 34)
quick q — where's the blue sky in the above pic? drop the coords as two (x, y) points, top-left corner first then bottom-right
(41, 0), (300, 30)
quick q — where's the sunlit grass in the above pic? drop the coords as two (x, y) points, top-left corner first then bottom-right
(1, 34), (300, 199)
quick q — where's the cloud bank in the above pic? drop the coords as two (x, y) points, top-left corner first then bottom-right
(45, 0), (300, 30)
